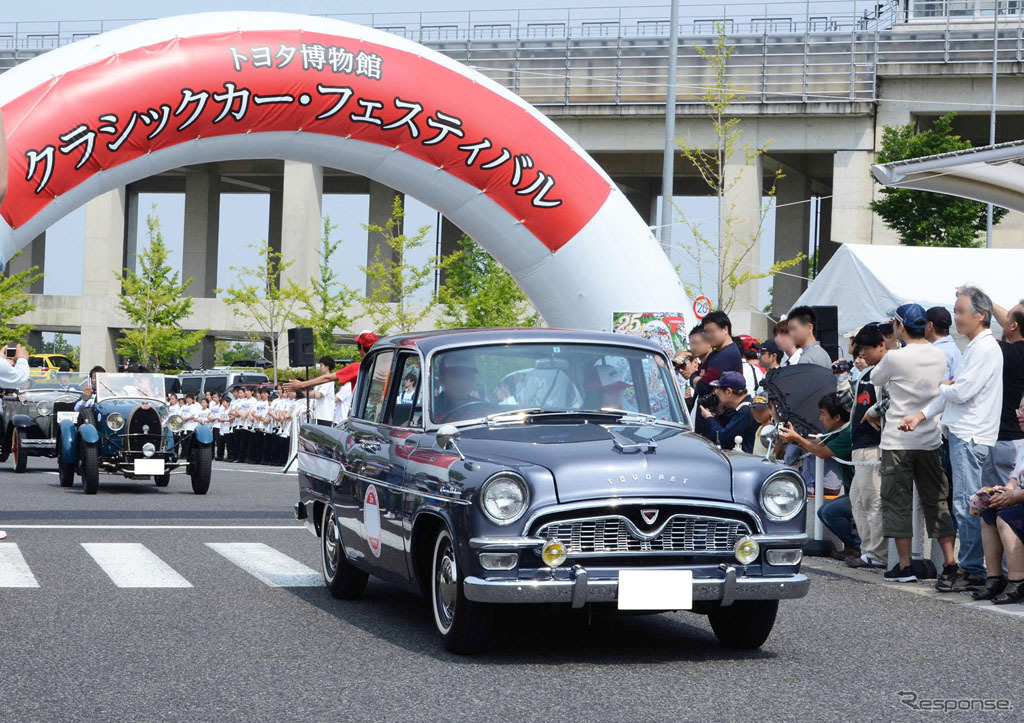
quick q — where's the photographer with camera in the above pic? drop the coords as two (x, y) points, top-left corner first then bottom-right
(0, 343), (30, 389)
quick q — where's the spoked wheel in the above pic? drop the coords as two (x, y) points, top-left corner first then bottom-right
(80, 443), (99, 495)
(12, 430), (27, 473)
(321, 505), (367, 599)
(431, 527), (492, 654)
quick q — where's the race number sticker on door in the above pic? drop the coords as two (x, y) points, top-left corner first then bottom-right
(363, 484), (382, 558)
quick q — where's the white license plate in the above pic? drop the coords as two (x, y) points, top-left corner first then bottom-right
(617, 570), (693, 611)
(57, 411), (77, 423)
(133, 459), (165, 475)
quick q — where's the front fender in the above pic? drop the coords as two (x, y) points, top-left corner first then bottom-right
(11, 414), (36, 429)
(193, 424), (213, 445)
(59, 419), (80, 462)
(77, 423), (100, 446)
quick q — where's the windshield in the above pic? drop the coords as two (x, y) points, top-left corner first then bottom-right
(429, 343), (686, 425)
(19, 372), (88, 392)
(95, 373), (166, 403)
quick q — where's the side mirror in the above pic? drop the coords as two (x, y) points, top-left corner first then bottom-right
(759, 424), (778, 460)
(436, 424), (465, 460)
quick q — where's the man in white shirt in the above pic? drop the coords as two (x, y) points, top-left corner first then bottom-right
(334, 382), (353, 424)
(901, 288), (1003, 592)
(871, 303), (957, 585)
(312, 356), (336, 426)
(0, 344), (30, 390)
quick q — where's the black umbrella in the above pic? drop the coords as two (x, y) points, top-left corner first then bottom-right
(761, 364), (836, 436)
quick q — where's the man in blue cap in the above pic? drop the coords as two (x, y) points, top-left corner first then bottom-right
(698, 370), (755, 453)
(870, 303), (958, 584)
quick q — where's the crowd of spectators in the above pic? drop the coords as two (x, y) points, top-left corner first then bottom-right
(677, 291), (1024, 603)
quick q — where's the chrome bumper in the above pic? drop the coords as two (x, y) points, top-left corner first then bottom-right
(464, 564), (810, 608)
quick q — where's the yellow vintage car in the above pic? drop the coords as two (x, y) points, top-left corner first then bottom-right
(28, 354), (76, 377)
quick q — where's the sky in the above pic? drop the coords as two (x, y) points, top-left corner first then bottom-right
(4, 0), (826, 342)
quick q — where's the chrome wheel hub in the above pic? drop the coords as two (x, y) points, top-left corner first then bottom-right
(436, 544), (457, 627)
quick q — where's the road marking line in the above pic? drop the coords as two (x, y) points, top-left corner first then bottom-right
(0, 544), (40, 588)
(81, 543), (193, 588)
(206, 542), (321, 587)
(2, 525), (305, 530)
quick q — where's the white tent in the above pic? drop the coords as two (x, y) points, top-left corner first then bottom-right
(790, 243), (1024, 337)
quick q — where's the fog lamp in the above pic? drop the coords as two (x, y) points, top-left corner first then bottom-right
(765, 549), (802, 566)
(542, 540), (567, 567)
(734, 536), (760, 565)
(142, 443), (156, 458)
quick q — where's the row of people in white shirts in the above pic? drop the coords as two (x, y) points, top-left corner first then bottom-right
(167, 391), (304, 437)
(313, 380), (354, 425)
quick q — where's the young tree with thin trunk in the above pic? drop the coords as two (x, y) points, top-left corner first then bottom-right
(116, 213), (206, 368)
(296, 215), (357, 359)
(437, 235), (537, 328)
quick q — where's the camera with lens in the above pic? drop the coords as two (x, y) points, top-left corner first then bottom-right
(831, 359), (853, 375)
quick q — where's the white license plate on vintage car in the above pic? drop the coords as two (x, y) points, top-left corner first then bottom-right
(617, 570), (693, 611)
(133, 459), (165, 475)
(57, 411), (77, 424)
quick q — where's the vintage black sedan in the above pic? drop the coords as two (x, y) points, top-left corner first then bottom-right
(296, 329), (809, 654)
(60, 373), (213, 494)
(1, 372), (86, 472)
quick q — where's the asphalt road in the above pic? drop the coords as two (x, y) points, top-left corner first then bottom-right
(1, 458), (1022, 722)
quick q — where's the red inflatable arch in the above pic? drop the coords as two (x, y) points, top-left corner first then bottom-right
(0, 12), (690, 331)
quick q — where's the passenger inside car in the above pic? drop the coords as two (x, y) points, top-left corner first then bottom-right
(433, 354), (480, 420)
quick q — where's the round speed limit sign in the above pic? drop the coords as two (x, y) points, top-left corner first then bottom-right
(693, 296), (712, 320)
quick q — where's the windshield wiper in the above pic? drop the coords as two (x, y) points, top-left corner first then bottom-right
(586, 408), (688, 430)
(486, 408), (571, 424)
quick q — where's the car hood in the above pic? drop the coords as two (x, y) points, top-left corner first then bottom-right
(457, 422), (734, 503)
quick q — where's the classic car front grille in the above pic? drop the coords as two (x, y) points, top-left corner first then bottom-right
(126, 406), (162, 453)
(535, 514), (752, 556)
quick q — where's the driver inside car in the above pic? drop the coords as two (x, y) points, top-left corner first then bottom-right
(433, 354), (480, 421)
(585, 363), (632, 410)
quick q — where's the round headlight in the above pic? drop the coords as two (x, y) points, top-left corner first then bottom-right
(734, 536), (760, 564)
(106, 412), (125, 432)
(142, 442), (156, 458)
(166, 415), (183, 432)
(760, 473), (805, 521)
(35, 400), (53, 417)
(480, 473), (529, 525)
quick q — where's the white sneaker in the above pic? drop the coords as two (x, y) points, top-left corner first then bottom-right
(0, 531), (7, 540)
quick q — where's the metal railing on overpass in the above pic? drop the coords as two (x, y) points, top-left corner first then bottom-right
(1, 2), (1022, 107)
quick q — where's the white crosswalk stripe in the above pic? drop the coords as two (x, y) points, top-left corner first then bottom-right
(206, 542), (322, 587)
(0, 543), (40, 588)
(82, 543), (193, 588)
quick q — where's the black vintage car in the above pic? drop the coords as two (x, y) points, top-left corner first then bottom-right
(0, 372), (86, 472)
(296, 329), (809, 654)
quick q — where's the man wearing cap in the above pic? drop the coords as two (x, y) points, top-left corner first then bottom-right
(901, 288), (1003, 592)
(285, 330), (379, 396)
(698, 370), (755, 453)
(588, 364), (632, 410)
(925, 306), (962, 382)
(433, 354), (480, 421)
(758, 339), (782, 374)
(872, 303), (957, 584)
(738, 337), (765, 396)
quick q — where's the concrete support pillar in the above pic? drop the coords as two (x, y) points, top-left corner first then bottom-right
(267, 190), (283, 258)
(183, 171), (220, 297)
(188, 335), (217, 370)
(7, 232), (46, 294)
(816, 196), (836, 270)
(366, 181), (403, 298)
(721, 155), (766, 339)
(123, 189), (140, 274)
(438, 217), (463, 289)
(772, 171), (811, 317)
(281, 161), (322, 289)
(831, 151), (876, 246)
(25, 330), (43, 351)
(81, 188), (126, 370)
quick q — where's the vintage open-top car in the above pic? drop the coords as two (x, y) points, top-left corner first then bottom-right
(60, 373), (213, 494)
(1, 371), (86, 472)
(296, 329), (809, 654)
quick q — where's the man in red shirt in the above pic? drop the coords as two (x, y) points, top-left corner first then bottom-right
(284, 330), (378, 395)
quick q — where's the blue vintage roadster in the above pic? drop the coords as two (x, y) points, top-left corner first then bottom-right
(296, 329), (809, 654)
(59, 373), (213, 494)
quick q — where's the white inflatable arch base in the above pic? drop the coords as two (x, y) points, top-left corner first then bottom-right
(0, 12), (691, 331)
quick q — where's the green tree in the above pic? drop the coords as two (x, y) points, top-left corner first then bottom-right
(296, 216), (357, 359)
(215, 340), (264, 366)
(437, 235), (537, 328)
(218, 240), (308, 383)
(41, 332), (80, 366)
(871, 112), (1005, 247)
(359, 196), (438, 335)
(0, 249), (43, 347)
(674, 25), (805, 312)
(116, 213), (206, 368)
